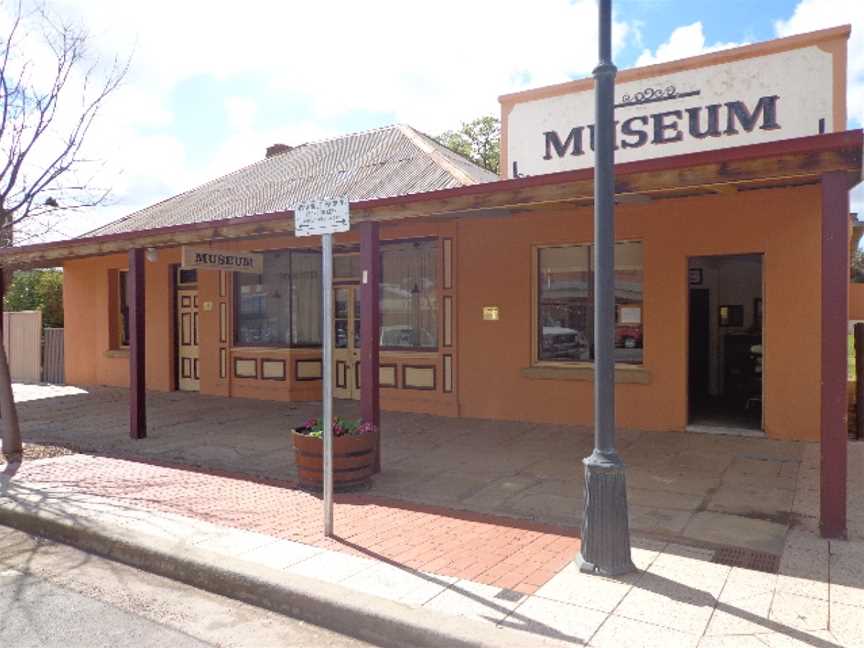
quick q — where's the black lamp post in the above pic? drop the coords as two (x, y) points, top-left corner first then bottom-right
(577, 0), (636, 576)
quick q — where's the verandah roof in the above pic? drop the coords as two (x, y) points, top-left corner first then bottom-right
(1, 129), (861, 270)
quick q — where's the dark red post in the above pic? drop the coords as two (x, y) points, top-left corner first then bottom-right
(0, 267), (4, 337)
(128, 248), (147, 439)
(820, 171), (848, 538)
(855, 323), (864, 441)
(359, 221), (381, 472)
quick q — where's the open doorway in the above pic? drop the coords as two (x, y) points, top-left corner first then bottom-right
(688, 254), (763, 434)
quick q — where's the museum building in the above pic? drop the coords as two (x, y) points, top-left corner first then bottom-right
(0, 25), (860, 534)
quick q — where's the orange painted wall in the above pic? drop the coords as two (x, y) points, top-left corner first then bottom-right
(62, 186), (823, 441)
(63, 251), (178, 391)
(456, 185), (822, 441)
(849, 283), (864, 320)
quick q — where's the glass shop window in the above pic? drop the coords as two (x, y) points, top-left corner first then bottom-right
(235, 250), (322, 347)
(537, 241), (643, 365)
(380, 239), (438, 350)
(334, 253), (361, 281)
(118, 270), (129, 347)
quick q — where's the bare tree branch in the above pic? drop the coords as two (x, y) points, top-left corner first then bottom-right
(0, 0), (129, 246)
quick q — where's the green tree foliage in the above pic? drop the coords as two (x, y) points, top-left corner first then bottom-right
(4, 269), (63, 328)
(436, 115), (500, 174)
(853, 247), (864, 283)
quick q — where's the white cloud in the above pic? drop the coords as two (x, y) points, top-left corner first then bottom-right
(198, 121), (339, 188)
(635, 21), (746, 67)
(55, 0), (633, 132)
(774, 0), (864, 128)
(14, 0), (638, 240)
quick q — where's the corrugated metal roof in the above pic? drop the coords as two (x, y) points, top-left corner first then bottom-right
(86, 124), (498, 237)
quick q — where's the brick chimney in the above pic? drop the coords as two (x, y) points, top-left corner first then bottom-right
(266, 143), (293, 158)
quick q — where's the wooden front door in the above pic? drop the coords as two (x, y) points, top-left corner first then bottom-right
(333, 285), (360, 400)
(177, 289), (200, 391)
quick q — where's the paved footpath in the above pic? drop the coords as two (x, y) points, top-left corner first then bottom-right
(0, 526), (372, 648)
(2, 453), (864, 647)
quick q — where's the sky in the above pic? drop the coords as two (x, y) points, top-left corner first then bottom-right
(6, 0), (864, 240)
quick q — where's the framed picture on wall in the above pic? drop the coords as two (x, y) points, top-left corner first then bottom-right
(719, 304), (744, 327)
(754, 298), (763, 328)
(688, 268), (703, 285)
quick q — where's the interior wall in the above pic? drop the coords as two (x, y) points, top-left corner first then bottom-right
(689, 254), (762, 395)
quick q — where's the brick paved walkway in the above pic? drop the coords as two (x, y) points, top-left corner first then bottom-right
(12, 384), (817, 554)
(15, 454), (580, 595)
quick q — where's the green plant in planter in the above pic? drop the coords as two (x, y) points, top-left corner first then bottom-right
(296, 417), (374, 439)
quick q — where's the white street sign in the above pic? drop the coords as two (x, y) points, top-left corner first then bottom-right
(295, 198), (350, 237)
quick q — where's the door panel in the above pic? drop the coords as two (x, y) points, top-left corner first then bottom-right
(333, 286), (361, 400)
(178, 288), (200, 391)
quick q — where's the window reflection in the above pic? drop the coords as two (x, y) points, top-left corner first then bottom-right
(538, 241), (643, 364)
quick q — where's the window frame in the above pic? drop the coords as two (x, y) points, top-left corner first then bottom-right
(532, 239), (644, 368)
(117, 269), (129, 349)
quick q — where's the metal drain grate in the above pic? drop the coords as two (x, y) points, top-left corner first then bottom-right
(494, 588), (523, 602)
(712, 547), (780, 574)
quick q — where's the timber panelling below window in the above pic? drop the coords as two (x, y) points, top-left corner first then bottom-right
(295, 358), (323, 381)
(233, 358), (258, 379)
(379, 364), (397, 388)
(261, 359), (286, 380)
(402, 365), (436, 391)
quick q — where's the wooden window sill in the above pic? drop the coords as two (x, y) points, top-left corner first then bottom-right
(104, 349), (129, 359)
(521, 364), (651, 384)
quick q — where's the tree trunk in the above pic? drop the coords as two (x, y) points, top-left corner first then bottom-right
(0, 335), (22, 462)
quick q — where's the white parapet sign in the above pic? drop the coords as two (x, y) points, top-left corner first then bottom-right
(501, 31), (845, 178)
(294, 197), (350, 237)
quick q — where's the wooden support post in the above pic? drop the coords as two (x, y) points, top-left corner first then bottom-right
(0, 267), (23, 461)
(856, 323), (864, 441)
(359, 221), (381, 473)
(128, 248), (147, 439)
(820, 171), (848, 538)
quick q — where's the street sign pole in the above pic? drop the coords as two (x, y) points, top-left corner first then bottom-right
(295, 197), (350, 539)
(322, 232), (334, 536)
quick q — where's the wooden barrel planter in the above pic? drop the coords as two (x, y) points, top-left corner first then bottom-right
(292, 430), (375, 490)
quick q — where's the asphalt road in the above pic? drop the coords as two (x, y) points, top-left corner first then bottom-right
(0, 525), (375, 648)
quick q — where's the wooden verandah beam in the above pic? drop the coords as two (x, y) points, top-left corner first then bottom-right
(1, 130), (860, 271)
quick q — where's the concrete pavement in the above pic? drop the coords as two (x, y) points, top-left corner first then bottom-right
(10, 384), (825, 554)
(0, 526), (373, 648)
